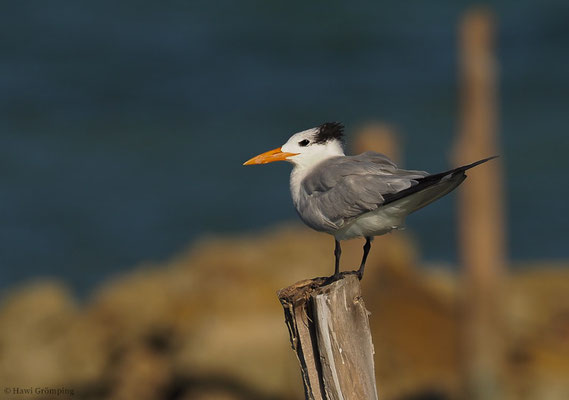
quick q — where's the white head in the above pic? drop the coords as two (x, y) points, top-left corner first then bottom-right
(243, 122), (346, 168)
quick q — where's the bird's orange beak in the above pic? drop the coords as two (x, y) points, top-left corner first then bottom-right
(243, 147), (298, 165)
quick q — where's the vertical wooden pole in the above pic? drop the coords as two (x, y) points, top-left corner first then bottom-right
(278, 275), (378, 400)
(455, 7), (506, 400)
(352, 122), (401, 164)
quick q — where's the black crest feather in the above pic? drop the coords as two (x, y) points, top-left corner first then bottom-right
(314, 122), (344, 144)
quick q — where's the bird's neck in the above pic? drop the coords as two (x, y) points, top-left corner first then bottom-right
(289, 143), (345, 206)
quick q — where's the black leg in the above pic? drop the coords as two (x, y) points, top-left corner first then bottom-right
(357, 237), (372, 280)
(333, 239), (342, 279)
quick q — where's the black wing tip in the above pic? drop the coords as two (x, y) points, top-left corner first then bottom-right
(463, 155), (500, 170)
(315, 122), (345, 144)
(415, 155), (499, 185)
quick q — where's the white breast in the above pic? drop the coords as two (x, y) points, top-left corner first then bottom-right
(289, 166), (308, 209)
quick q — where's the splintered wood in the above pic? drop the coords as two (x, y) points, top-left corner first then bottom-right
(278, 275), (378, 400)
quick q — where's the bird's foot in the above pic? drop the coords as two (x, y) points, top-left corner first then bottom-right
(352, 266), (365, 280)
(324, 272), (342, 285)
(323, 266), (365, 285)
(324, 270), (364, 285)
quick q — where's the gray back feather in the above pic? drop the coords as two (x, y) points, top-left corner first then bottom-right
(297, 152), (427, 231)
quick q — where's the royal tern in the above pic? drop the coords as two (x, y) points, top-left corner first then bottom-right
(244, 122), (496, 280)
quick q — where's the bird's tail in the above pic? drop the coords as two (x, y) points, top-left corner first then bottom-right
(382, 156), (498, 213)
(420, 155), (498, 184)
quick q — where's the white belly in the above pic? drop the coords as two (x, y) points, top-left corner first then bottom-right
(333, 175), (464, 240)
(334, 204), (406, 240)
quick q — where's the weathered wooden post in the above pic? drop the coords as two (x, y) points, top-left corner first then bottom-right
(278, 274), (378, 400)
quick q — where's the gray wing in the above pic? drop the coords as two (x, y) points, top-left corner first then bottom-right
(297, 152), (428, 231)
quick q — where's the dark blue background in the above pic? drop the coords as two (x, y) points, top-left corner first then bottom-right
(1, 1), (568, 295)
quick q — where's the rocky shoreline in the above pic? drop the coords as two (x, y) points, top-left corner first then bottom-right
(1, 224), (568, 400)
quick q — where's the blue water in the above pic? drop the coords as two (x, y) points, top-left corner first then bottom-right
(1, 1), (568, 296)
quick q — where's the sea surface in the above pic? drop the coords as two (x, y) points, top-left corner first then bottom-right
(1, 1), (568, 296)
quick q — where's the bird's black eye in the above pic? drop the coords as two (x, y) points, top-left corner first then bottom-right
(299, 139), (310, 147)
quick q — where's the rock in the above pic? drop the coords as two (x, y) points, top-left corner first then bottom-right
(0, 226), (568, 400)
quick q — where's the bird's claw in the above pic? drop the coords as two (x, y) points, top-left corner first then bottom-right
(324, 273), (342, 285)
